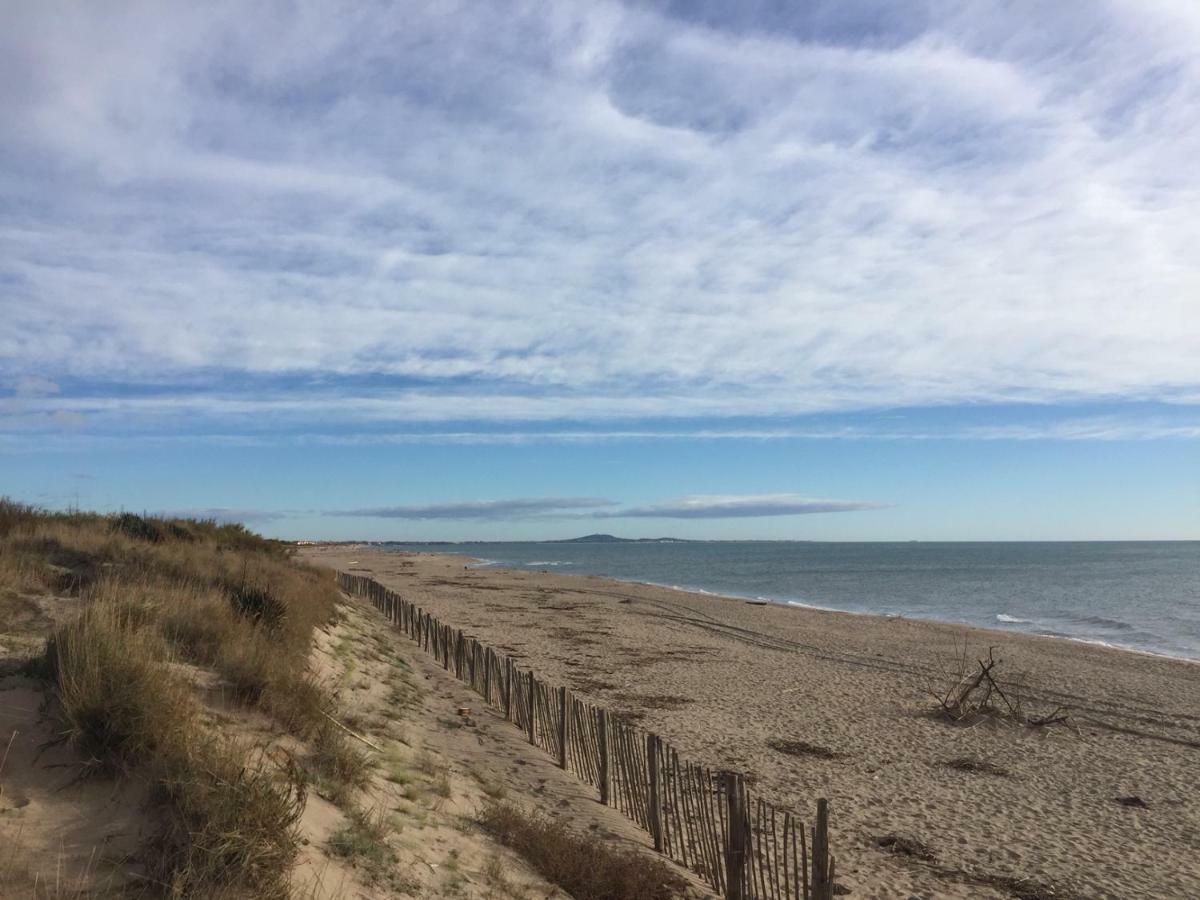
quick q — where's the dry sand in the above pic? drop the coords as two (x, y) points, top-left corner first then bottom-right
(303, 545), (1200, 900)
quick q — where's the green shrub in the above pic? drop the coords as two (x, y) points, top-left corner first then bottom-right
(229, 582), (287, 629)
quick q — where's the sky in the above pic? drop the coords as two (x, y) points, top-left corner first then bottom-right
(2, 1), (1198, 541)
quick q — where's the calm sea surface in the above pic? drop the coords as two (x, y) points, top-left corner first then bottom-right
(379, 541), (1200, 661)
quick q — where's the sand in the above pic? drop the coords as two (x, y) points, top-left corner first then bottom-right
(300, 588), (716, 899)
(302, 545), (1200, 900)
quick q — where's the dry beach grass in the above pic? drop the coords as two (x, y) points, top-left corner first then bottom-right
(1, 502), (715, 899)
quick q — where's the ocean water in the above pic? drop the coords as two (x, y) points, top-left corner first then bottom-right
(379, 541), (1200, 661)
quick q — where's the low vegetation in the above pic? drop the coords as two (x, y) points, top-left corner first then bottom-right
(479, 801), (685, 900)
(0, 498), (359, 896)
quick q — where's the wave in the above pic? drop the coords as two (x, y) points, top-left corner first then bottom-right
(525, 560), (573, 567)
(785, 599), (841, 613)
(996, 613), (1032, 624)
(1071, 614), (1135, 632)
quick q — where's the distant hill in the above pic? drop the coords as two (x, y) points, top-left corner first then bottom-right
(545, 533), (691, 544)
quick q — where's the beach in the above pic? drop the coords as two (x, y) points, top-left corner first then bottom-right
(303, 545), (1200, 899)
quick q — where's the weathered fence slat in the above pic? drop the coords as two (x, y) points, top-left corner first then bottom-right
(648, 733), (663, 852)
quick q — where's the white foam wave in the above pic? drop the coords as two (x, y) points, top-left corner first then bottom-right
(996, 613), (1032, 624)
(786, 599), (840, 613)
(525, 560), (572, 567)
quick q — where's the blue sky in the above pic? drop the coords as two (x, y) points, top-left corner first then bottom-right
(2, 2), (1198, 541)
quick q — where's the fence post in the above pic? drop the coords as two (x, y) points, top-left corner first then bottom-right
(526, 672), (536, 745)
(484, 649), (492, 704)
(597, 708), (609, 805)
(503, 658), (513, 720)
(812, 798), (831, 900)
(723, 773), (746, 900)
(557, 687), (568, 769)
(648, 734), (663, 852)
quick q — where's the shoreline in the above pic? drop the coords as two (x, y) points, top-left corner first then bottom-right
(460, 550), (1200, 666)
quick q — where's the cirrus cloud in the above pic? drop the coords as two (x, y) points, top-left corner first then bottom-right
(1, 1), (1198, 444)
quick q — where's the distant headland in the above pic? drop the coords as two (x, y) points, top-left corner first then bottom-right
(544, 533), (692, 544)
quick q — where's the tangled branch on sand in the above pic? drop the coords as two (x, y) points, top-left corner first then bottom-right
(929, 643), (1069, 727)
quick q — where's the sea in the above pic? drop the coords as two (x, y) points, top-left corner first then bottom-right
(376, 541), (1200, 662)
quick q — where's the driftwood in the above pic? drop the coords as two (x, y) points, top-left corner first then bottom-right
(931, 644), (1068, 728)
(320, 709), (384, 751)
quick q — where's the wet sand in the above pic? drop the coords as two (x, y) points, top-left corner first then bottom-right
(302, 545), (1200, 899)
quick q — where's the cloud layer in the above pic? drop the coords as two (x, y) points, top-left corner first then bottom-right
(601, 494), (887, 519)
(2, 2), (1199, 439)
(330, 498), (616, 520)
(330, 494), (882, 520)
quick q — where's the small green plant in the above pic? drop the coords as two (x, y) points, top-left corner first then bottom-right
(307, 719), (372, 801)
(329, 805), (398, 883)
(229, 581), (288, 629)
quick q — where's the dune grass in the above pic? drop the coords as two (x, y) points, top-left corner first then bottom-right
(479, 801), (686, 900)
(2, 499), (354, 896)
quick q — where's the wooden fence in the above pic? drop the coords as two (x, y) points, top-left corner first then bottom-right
(338, 571), (836, 900)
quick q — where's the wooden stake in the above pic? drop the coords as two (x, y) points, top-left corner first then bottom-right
(648, 734), (663, 852)
(557, 686), (568, 769)
(724, 772), (745, 900)
(503, 657), (513, 721)
(597, 708), (609, 805)
(812, 798), (829, 900)
(526, 672), (536, 745)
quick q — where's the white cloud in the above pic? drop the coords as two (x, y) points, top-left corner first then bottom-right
(327, 493), (883, 521)
(600, 494), (887, 519)
(330, 498), (617, 520)
(1, 1), (1198, 435)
